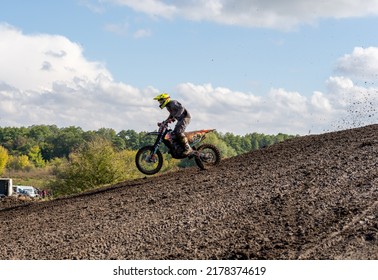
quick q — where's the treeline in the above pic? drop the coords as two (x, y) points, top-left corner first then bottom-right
(0, 125), (148, 161)
(0, 124), (295, 162)
(0, 125), (294, 167)
(0, 125), (295, 195)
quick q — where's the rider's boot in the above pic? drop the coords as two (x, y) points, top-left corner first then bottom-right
(178, 133), (193, 156)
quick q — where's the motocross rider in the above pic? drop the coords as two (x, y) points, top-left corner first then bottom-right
(153, 93), (193, 156)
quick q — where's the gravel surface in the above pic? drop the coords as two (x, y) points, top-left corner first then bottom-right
(0, 124), (377, 260)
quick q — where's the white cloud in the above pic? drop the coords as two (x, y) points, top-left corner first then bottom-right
(106, 0), (378, 30)
(0, 23), (377, 135)
(110, 0), (177, 18)
(175, 83), (318, 134)
(176, 83), (261, 111)
(0, 23), (112, 91)
(311, 91), (332, 112)
(0, 23), (160, 131)
(173, 73), (377, 135)
(268, 88), (308, 114)
(317, 75), (378, 131)
(336, 47), (378, 81)
(301, 78), (376, 133)
(0, 76), (161, 131)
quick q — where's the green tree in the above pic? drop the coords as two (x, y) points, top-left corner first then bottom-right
(28, 124), (59, 160)
(251, 138), (259, 150)
(6, 155), (32, 171)
(51, 126), (84, 158)
(118, 129), (140, 150)
(204, 132), (237, 158)
(18, 155), (32, 170)
(0, 145), (9, 175)
(28, 145), (46, 168)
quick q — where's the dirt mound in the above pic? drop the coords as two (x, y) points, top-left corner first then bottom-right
(0, 125), (377, 260)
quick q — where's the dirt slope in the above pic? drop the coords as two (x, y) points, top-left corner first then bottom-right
(0, 125), (377, 260)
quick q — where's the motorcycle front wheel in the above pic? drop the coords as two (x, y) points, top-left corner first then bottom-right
(135, 146), (163, 175)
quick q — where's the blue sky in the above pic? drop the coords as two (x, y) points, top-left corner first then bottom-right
(1, 0), (378, 135)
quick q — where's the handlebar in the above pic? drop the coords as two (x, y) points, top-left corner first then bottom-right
(157, 121), (168, 127)
(157, 121), (169, 133)
(158, 118), (174, 127)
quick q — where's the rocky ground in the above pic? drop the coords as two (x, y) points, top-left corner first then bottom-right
(0, 124), (377, 260)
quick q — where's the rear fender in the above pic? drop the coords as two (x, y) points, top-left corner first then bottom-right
(185, 129), (216, 144)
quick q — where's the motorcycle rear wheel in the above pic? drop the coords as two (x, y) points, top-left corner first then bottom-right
(135, 146), (163, 175)
(194, 144), (221, 170)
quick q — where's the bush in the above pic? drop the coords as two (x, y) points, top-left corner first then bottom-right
(51, 137), (126, 195)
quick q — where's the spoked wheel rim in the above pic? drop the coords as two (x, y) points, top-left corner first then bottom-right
(194, 144), (221, 170)
(200, 148), (218, 165)
(135, 146), (163, 175)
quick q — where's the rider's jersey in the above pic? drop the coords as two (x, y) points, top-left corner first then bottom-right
(166, 100), (191, 121)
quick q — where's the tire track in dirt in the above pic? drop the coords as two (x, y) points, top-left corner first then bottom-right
(297, 200), (378, 259)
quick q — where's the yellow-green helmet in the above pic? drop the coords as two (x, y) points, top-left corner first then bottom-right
(153, 93), (171, 109)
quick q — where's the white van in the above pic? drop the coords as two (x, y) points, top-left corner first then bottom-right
(14, 186), (39, 198)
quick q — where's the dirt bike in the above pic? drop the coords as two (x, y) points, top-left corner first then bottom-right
(135, 121), (221, 175)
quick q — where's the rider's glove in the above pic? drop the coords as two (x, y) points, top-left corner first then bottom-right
(158, 120), (168, 126)
(158, 118), (174, 127)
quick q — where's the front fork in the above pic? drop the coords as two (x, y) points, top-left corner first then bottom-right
(146, 135), (163, 162)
